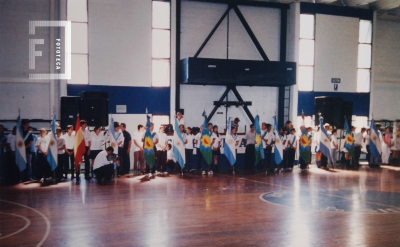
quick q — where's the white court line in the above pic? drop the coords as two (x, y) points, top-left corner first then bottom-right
(0, 200), (50, 247)
(0, 212), (31, 239)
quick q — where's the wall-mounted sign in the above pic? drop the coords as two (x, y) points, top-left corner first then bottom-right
(331, 78), (341, 83)
(116, 105), (127, 113)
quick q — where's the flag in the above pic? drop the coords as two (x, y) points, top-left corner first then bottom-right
(107, 117), (118, 150)
(254, 115), (265, 163)
(15, 115), (27, 172)
(200, 111), (212, 165)
(173, 116), (185, 168)
(46, 114), (58, 171)
(74, 114), (86, 172)
(224, 117), (236, 166)
(370, 119), (381, 158)
(343, 119), (354, 157)
(143, 115), (155, 169)
(273, 116), (283, 165)
(319, 116), (332, 161)
(299, 117), (310, 163)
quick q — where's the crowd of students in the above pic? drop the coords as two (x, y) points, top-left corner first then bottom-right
(1, 113), (399, 185)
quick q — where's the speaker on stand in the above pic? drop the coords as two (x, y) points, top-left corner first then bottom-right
(79, 91), (109, 127)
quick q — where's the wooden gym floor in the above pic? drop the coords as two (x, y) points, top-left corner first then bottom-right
(1, 165), (400, 247)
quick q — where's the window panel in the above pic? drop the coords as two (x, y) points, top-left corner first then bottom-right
(298, 66), (313, 91)
(71, 23), (88, 54)
(358, 44), (371, 69)
(69, 54), (88, 84)
(299, 39), (314, 66)
(359, 20), (372, 44)
(67, 0), (87, 22)
(152, 115), (170, 133)
(357, 69), (370, 93)
(300, 14), (315, 39)
(152, 60), (170, 87)
(152, 1), (170, 29)
(152, 29), (170, 58)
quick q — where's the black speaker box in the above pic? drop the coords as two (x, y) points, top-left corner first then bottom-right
(314, 97), (353, 129)
(341, 101), (353, 129)
(61, 96), (80, 130)
(315, 97), (343, 128)
(79, 91), (109, 127)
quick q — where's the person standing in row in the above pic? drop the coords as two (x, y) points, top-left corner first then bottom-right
(133, 125), (145, 174)
(177, 112), (185, 126)
(120, 123), (131, 175)
(156, 126), (168, 173)
(231, 118), (240, 131)
(90, 126), (104, 177)
(211, 125), (221, 173)
(244, 124), (256, 172)
(352, 126), (364, 166)
(363, 128), (371, 165)
(262, 123), (275, 172)
(330, 129), (339, 167)
(62, 125), (75, 179)
(282, 128), (288, 169)
(79, 120), (92, 180)
(195, 125), (203, 171)
(105, 122), (124, 176)
(36, 128), (50, 181)
(184, 127), (194, 172)
(55, 127), (66, 181)
(287, 128), (297, 169)
(382, 127), (392, 165)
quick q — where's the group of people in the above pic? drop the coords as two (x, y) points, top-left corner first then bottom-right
(1, 112), (399, 185)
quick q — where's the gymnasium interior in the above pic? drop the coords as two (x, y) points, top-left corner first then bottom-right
(1, 0), (400, 246)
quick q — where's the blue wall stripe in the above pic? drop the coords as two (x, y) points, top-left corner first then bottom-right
(67, 85), (170, 115)
(298, 92), (370, 116)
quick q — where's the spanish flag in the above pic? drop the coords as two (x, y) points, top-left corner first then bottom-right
(74, 114), (86, 172)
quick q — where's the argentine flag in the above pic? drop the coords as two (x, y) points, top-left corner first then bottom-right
(47, 114), (58, 171)
(273, 116), (283, 165)
(224, 117), (236, 166)
(15, 115), (27, 171)
(319, 116), (332, 161)
(173, 116), (185, 168)
(370, 119), (381, 158)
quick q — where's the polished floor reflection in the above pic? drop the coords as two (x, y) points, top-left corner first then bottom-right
(1, 165), (400, 246)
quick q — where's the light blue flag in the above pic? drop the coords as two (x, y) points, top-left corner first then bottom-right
(224, 117), (236, 166)
(15, 115), (27, 171)
(47, 114), (58, 171)
(173, 116), (185, 168)
(319, 116), (332, 161)
(273, 116), (283, 165)
(369, 119), (381, 158)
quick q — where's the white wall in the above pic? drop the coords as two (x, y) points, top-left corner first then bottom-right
(314, 14), (359, 92)
(371, 18), (400, 119)
(0, 0), (63, 120)
(180, 2), (281, 61)
(88, 0), (152, 87)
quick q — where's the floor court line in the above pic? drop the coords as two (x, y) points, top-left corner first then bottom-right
(0, 199), (50, 247)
